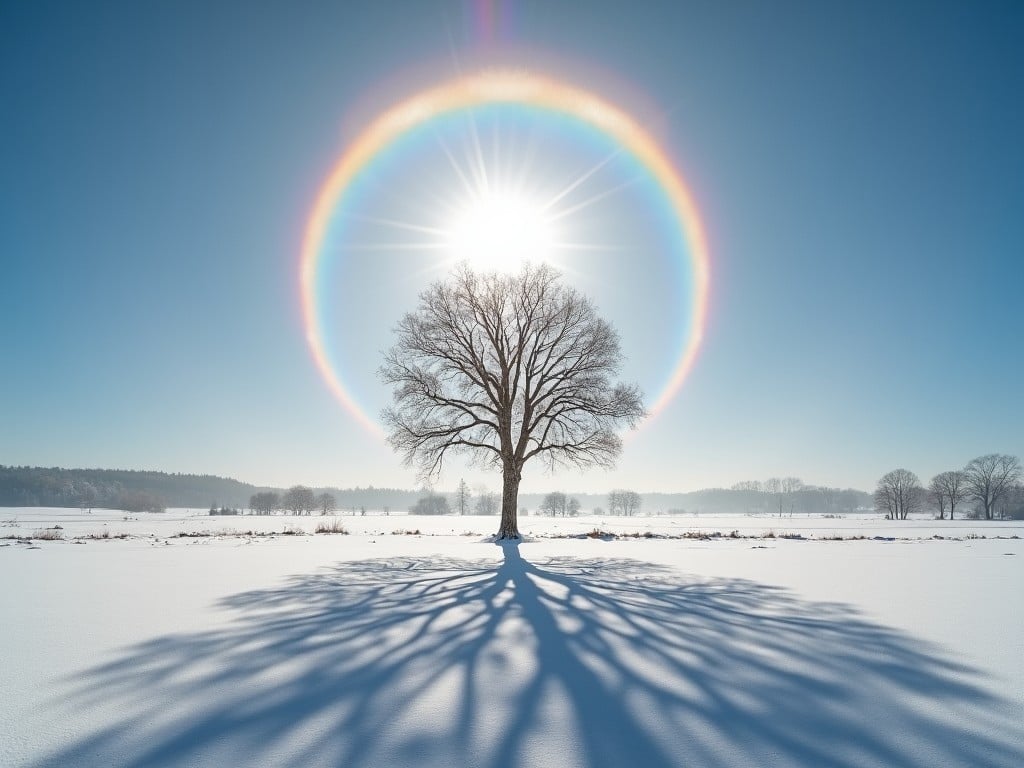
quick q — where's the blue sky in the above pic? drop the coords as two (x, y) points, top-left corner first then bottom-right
(2, 0), (1022, 493)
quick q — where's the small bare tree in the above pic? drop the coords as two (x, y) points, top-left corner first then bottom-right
(608, 489), (622, 515)
(381, 265), (644, 539)
(928, 471), (967, 520)
(609, 489), (641, 516)
(315, 492), (337, 516)
(781, 477), (803, 516)
(249, 491), (280, 515)
(283, 485), (315, 515)
(474, 490), (500, 516)
(963, 454), (1022, 520)
(410, 493), (450, 515)
(539, 491), (568, 516)
(454, 479), (472, 516)
(874, 468), (924, 520)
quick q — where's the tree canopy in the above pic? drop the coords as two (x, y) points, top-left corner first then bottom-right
(381, 265), (644, 538)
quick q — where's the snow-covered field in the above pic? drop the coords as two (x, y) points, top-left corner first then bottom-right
(2, 507), (1022, 767)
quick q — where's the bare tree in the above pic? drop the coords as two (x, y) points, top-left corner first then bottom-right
(381, 265), (644, 539)
(283, 485), (315, 515)
(410, 493), (450, 515)
(873, 469), (924, 520)
(474, 491), (499, 516)
(625, 490), (641, 516)
(609, 489), (641, 516)
(249, 492), (280, 516)
(730, 480), (763, 492)
(539, 491), (567, 516)
(963, 454), (1022, 520)
(608, 489), (622, 515)
(782, 477), (803, 516)
(567, 496), (581, 516)
(454, 479), (472, 515)
(315, 492), (337, 516)
(928, 471), (967, 520)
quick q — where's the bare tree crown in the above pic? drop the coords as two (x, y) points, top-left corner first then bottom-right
(380, 264), (645, 483)
(874, 468), (924, 520)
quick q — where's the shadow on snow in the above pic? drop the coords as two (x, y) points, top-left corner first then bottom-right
(39, 542), (1024, 767)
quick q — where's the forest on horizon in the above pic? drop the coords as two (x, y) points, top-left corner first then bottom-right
(0, 465), (872, 515)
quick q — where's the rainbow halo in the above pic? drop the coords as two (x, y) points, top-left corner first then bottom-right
(301, 70), (710, 435)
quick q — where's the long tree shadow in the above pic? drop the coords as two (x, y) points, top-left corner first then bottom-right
(38, 542), (1024, 767)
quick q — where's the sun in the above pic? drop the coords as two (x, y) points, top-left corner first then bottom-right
(444, 191), (556, 272)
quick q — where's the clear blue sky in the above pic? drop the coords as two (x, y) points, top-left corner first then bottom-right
(2, 0), (1022, 493)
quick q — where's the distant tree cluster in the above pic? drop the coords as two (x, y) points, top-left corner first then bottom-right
(475, 491), (500, 515)
(0, 466), (271, 510)
(725, 480), (868, 516)
(248, 488), (336, 516)
(282, 485), (316, 514)
(873, 469), (922, 520)
(538, 491), (581, 516)
(410, 493), (451, 515)
(114, 490), (166, 513)
(608, 489), (642, 516)
(0, 466), (168, 512)
(874, 454), (1022, 521)
(249, 492), (280, 515)
(0, 466), (437, 513)
(316, 492), (337, 515)
(928, 471), (967, 520)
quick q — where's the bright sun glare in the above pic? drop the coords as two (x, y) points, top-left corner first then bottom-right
(444, 192), (556, 272)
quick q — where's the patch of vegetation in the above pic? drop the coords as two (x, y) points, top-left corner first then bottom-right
(315, 519), (348, 534)
(680, 530), (716, 540)
(209, 506), (241, 516)
(32, 527), (64, 540)
(75, 531), (129, 540)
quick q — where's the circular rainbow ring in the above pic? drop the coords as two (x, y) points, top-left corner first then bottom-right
(301, 70), (710, 435)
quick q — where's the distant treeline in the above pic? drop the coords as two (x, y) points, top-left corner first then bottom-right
(0, 465), (873, 515)
(0, 466), (421, 513)
(518, 486), (872, 516)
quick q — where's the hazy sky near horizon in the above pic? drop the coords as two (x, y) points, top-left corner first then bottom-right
(2, 1), (1022, 493)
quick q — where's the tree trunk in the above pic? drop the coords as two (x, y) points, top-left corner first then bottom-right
(497, 464), (521, 539)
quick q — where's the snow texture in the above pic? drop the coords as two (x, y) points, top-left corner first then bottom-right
(1, 508), (1022, 767)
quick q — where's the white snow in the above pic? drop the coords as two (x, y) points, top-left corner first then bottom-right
(1, 507), (1022, 767)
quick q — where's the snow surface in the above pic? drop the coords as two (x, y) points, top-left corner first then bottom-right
(1, 507), (1022, 767)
